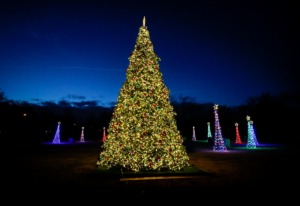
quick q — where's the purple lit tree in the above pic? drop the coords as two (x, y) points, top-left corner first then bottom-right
(212, 104), (227, 151)
(52, 121), (61, 144)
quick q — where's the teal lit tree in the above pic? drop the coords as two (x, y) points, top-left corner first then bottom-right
(97, 17), (189, 172)
(207, 122), (212, 139)
(235, 123), (242, 144)
(246, 115), (256, 148)
(52, 121), (61, 144)
(212, 104), (227, 151)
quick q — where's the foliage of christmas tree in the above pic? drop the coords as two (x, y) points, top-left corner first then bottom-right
(212, 104), (227, 151)
(97, 17), (189, 172)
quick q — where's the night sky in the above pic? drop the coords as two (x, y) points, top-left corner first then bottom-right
(0, 0), (297, 107)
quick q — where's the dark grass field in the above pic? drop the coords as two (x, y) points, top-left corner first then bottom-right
(3, 140), (297, 203)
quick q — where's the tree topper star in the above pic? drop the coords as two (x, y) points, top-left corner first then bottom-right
(246, 115), (251, 121)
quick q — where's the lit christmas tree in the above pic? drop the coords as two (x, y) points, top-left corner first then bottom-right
(52, 121), (61, 144)
(234, 123), (242, 144)
(192, 126), (196, 141)
(80, 127), (85, 142)
(207, 122), (212, 139)
(246, 115), (256, 148)
(97, 17), (189, 172)
(212, 104), (227, 151)
(250, 120), (259, 145)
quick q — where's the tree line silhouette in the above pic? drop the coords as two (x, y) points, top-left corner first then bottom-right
(1, 90), (298, 147)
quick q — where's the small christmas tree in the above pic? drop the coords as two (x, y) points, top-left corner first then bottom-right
(207, 122), (212, 139)
(97, 17), (189, 172)
(250, 120), (259, 145)
(52, 121), (61, 144)
(102, 127), (107, 142)
(192, 126), (196, 141)
(234, 123), (242, 144)
(246, 115), (256, 148)
(212, 104), (227, 151)
(80, 127), (85, 142)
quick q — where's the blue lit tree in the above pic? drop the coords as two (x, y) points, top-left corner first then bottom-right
(212, 104), (227, 151)
(250, 120), (259, 145)
(246, 116), (256, 148)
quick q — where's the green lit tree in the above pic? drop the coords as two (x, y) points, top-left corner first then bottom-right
(97, 17), (190, 172)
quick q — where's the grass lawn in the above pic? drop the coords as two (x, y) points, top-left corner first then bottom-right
(3, 140), (296, 203)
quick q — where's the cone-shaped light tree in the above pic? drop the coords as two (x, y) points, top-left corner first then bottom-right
(97, 17), (190, 172)
(192, 126), (196, 141)
(234, 123), (242, 144)
(212, 104), (227, 151)
(102, 127), (107, 142)
(207, 122), (212, 139)
(80, 127), (85, 142)
(52, 121), (61, 144)
(246, 115), (256, 148)
(250, 120), (259, 145)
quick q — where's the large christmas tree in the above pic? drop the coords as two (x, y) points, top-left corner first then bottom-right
(97, 17), (190, 172)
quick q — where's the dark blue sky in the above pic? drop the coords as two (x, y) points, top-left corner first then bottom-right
(0, 0), (297, 107)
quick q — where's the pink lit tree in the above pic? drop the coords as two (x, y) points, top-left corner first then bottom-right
(192, 126), (196, 141)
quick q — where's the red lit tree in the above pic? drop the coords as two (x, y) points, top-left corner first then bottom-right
(234, 123), (242, 144)
(102, 127), (106, 142)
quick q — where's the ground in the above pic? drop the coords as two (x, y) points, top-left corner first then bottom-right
(3, 140), (297, 203)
